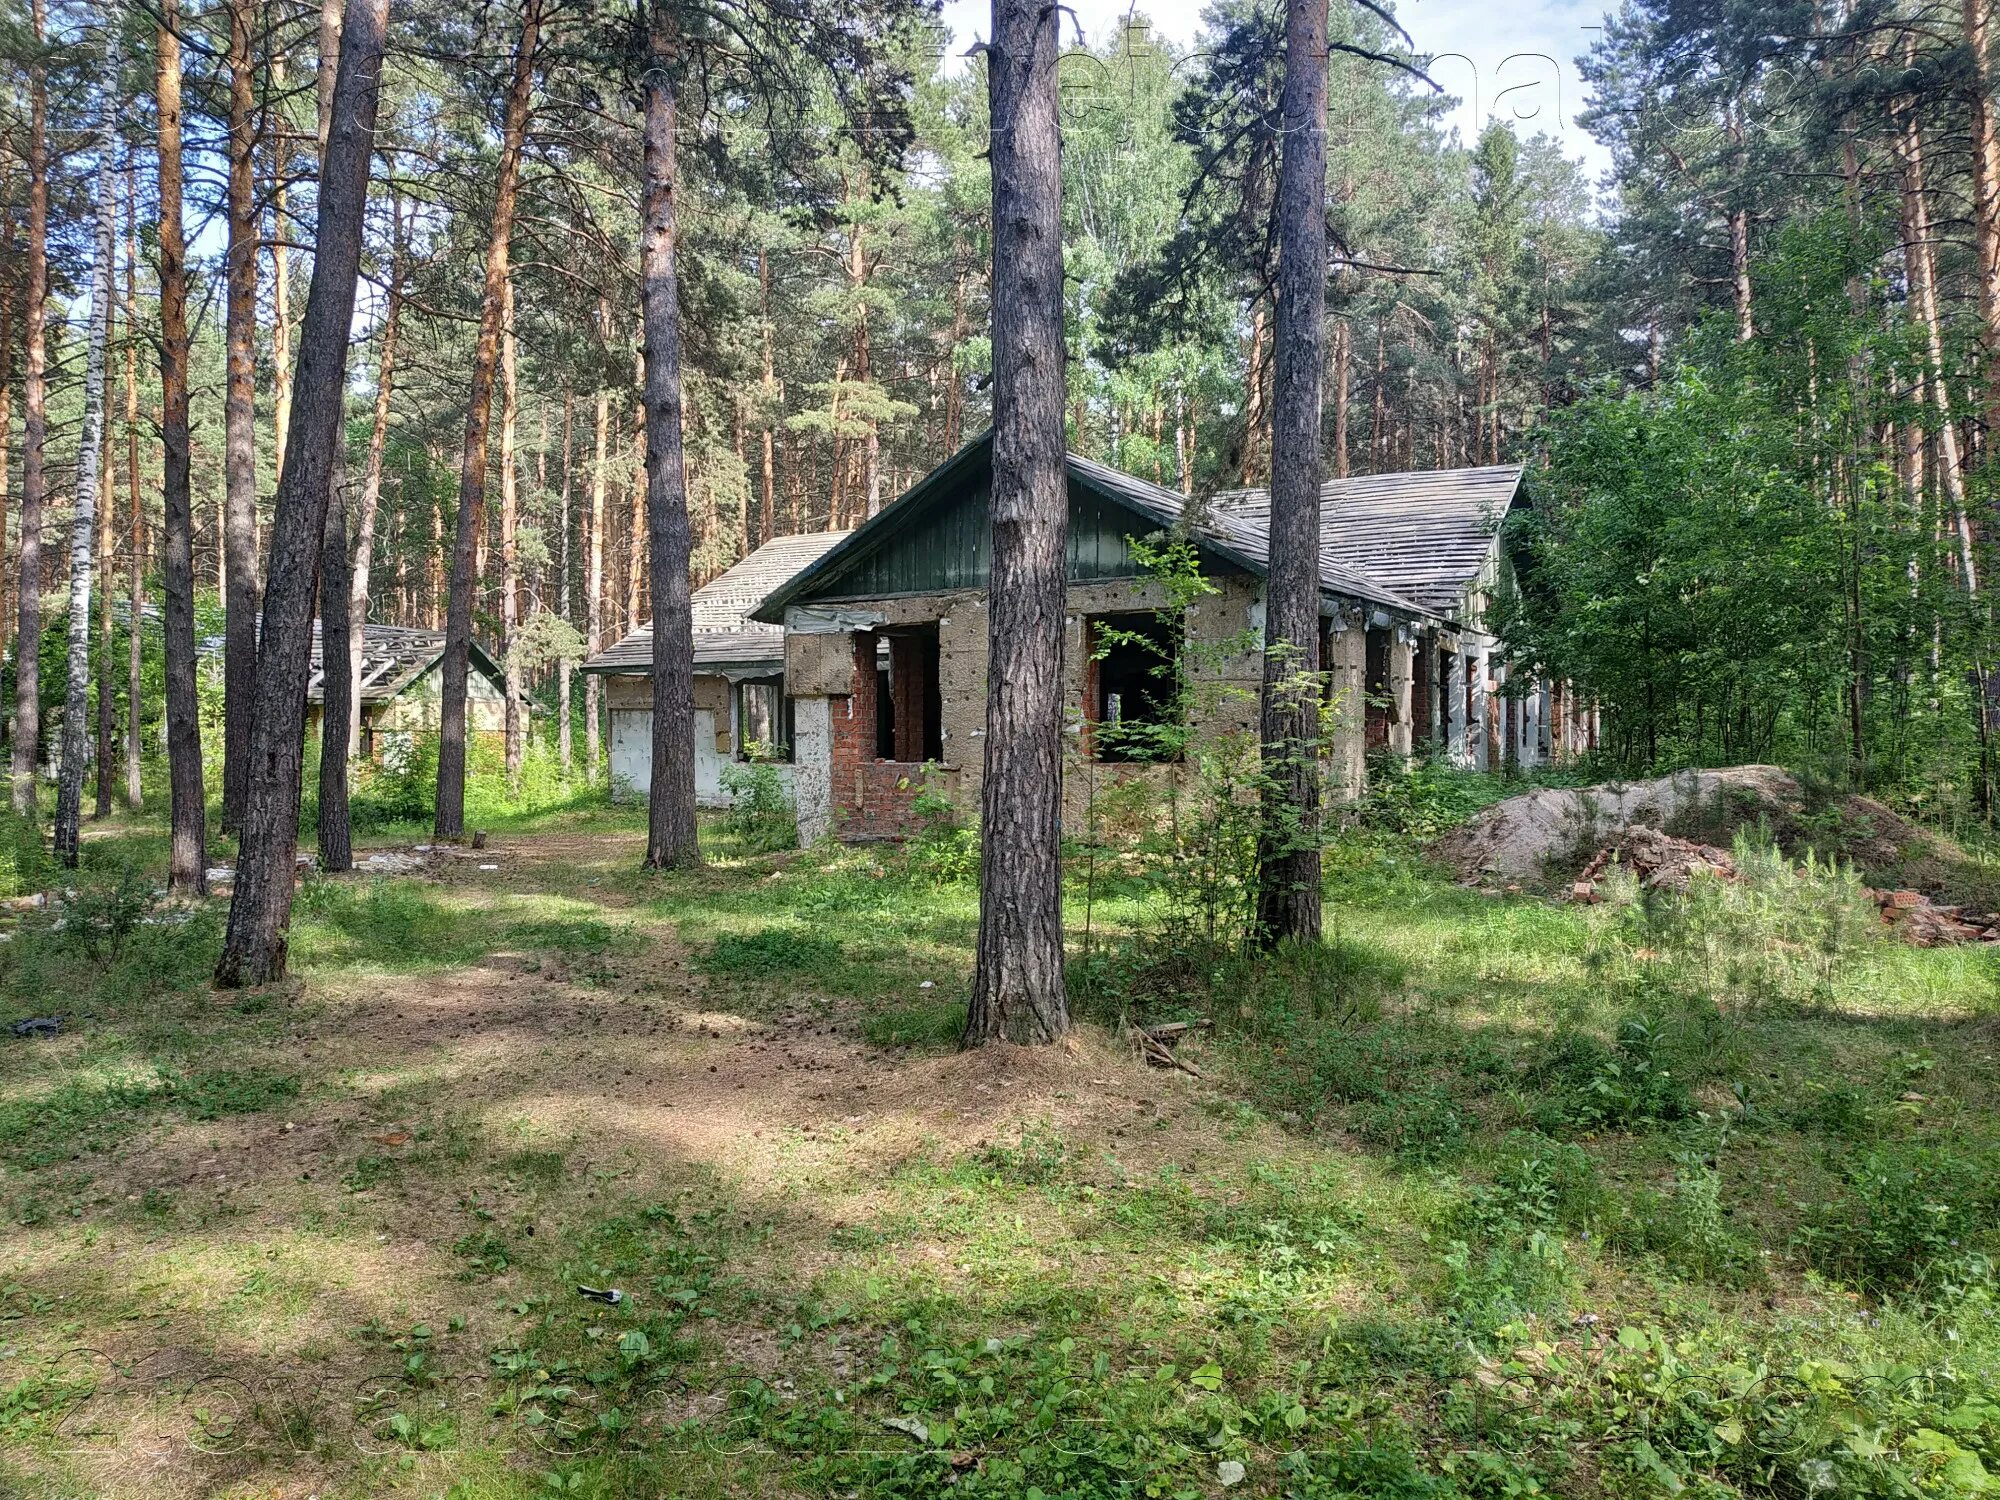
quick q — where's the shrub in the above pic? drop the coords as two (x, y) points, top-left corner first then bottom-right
(900, 769), (979, 885)
(1353, 1089), (1468, 1165)
(1527, 1015), (1695, 1133)
(1797, 1142), (1999, 1293)
(719, 758), (797, 853)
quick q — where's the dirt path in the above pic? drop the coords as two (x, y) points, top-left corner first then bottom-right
(1, 830), (1244, 1499)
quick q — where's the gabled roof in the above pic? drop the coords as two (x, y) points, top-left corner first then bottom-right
(751, 432), (1438, 625)
(1211, 465), (1525, 614)
(306, 622), (506, 704)
(582, 529), (851, 675)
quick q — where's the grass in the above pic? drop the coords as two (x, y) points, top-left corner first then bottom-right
(0, 787), (1994, 1497)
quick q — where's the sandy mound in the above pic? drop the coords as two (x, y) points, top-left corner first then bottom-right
(1431, 766), (1803, 883)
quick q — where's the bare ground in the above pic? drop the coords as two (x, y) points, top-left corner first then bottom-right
(0, 829), (1278, 1499)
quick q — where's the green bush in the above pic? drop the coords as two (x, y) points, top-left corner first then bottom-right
(718, 758), (796, 853)
(1353, 1089), (1468, 1165)
(1797, 1143), (1999, 1294)
(900, 770), (978, 885)
(1528, 1015), (1695, 1133)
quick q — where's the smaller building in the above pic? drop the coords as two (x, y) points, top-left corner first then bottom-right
(306, 623), (511, 756)
(581, 530), (849, 804)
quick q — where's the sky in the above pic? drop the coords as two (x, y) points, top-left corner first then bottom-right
(935, 0), (1618, 184)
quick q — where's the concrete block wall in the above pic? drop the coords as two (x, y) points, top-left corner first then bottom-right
(790, 572), (1404, 841)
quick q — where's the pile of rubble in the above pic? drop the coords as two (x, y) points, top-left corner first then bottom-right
(1567, 825), (2000, 947)
(1573, 826), (1737, 895)
(1867, 887), (2000, 947)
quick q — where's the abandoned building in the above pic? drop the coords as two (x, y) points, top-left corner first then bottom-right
(305, 623), (513, 755)
(581, 529), (849, 803)
(1213, 463), (1598, 781)
(738, 433), (1590, 844)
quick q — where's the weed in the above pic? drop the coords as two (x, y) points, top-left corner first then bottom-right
(719, 758), (797, 854)
(697, 926), (842, 978)
(1797, 1142), (1999, 1293)
(860, 999), (962, 1049)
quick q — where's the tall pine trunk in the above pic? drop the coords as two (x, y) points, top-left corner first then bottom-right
(348, 188), (402, 755)
(964, 0), (1069, 1045)
(123, 166), (143, 809)
(1966, 0), (2000, 445)
(215, 0), (385, 986)
(315, 0), (352, 872)
(586, 322), (609, 785)
(1253, 0), (1327, 946)
(11, 0), (49, 816)
(638, 6), (701, 869)
(500, 275), (525, 798)
(557, 390), (574, 776)
(156, 0), (206, 893)
(436, 0), (539, 840)
(1894, 82), (1976, 591)
(94, 351), (113, 819)
(53, 22), (124, 868)
(222, 0), (263, 834)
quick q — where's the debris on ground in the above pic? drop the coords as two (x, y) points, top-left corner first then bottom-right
(1432, 766), (1802, 884)
(359, 851), (426, 875)
(1129, 1019), (1209, 1077)
(1565, 824), (2000, 947)
(1576, 826), (1737, 891)
(10, 1016), (61, 1038)
(1868, 889), (2000, 947)
(576, 1284), (625, 1305)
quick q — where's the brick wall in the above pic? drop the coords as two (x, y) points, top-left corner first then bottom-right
(826, 630), (962, 838)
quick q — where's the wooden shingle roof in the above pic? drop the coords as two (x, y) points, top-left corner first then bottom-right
(1211, 465), (1525, 614)
(306, 623), (506, 704)
(582, 529), (850, 675)
(750, 433), (1443, 626)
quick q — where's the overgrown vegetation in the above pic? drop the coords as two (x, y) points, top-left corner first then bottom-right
(0, 792), (1994, 1497)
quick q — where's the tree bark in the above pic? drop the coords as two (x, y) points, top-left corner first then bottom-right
(95, 354), (113, 819)
(1253, 0), (1327, 946)
(271, 54), (294, 480)
(156, 0), (207, 894)
(1331, 317), (1350, 480)
(586, 319), (609, 784)
(558, 388), (574, 776)
(0, 247), (13, 663)
(123, 165), (143, 810)
(12, 0), (50, 816)
(1966, 0), (2000, 444)
(348, 190), (401, 754)
(222, 0), (264, 833)
(1895, 85), (1976, 591)
(53, 21), (124, 868)
(759, 249), (777, 544)
(638, 9), (702, 869)
(318, 480), (353, 871)
(964, 0), (1069, 1046)
(215, 0), (385, 987)
(436, 0), (540, 841)
(500, 275), (525, 797)
(315, 0), (352, 873)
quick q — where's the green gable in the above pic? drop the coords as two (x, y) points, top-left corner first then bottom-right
(753, 435), (1252, 620)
